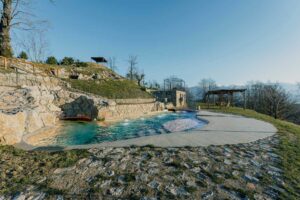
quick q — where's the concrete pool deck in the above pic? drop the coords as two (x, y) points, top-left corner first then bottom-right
(62, 110), (277, 150)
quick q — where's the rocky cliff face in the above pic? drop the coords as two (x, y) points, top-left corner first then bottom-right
(0, 86), (60, 145)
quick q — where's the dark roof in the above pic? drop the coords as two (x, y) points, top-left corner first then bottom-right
(91, 57), (107, 63)
(206, 88), (246, 95)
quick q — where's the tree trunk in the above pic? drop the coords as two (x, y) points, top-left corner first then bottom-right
(0, 0), (13, 57)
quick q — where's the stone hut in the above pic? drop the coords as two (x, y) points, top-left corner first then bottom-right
(152, 77), (187, 108)
(152, 89), (187, 108)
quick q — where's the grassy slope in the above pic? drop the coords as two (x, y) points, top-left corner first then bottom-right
(199, 104), (300, 199)
(66, 79), (152, 99)
(33, 62), (117, 76)
(32, 62), (152, 99)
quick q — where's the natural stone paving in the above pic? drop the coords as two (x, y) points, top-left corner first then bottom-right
(1, 135), (285, 199)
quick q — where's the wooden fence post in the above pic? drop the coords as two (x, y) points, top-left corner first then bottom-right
(15, 68), (19, 86)
(4, 57), (7, 69)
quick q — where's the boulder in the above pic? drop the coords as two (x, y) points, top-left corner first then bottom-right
(60, 96), (98, 120)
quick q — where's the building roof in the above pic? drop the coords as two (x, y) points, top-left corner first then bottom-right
(91, 57), (107, 63)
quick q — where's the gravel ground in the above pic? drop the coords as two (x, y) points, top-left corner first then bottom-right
(0, 134), (285, 199)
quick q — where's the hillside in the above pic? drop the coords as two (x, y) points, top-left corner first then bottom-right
(66, 79), (152, 99)
(0, 57), (152, 99)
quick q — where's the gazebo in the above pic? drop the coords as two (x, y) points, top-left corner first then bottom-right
(205, 88), (247, 109)
(91, 57), (108, 63)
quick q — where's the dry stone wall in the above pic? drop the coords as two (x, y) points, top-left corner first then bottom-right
(98, 101), (164, 121)
(0, 72), (65, 88)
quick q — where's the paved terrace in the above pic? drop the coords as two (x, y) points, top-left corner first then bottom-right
(65, 110), (277, 150)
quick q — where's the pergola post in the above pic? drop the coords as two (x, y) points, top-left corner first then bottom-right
(243, 91), (246, 110)
(219, 94), (223, 108)
(207, 94), (210, 109)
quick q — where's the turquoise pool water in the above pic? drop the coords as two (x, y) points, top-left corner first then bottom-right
(49, 112), (206, 146)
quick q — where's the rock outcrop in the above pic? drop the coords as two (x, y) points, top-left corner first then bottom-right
(0, 86), (60, 144)
(61, 96), (99, 120)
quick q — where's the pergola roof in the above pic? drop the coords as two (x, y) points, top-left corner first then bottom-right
(91, 57), (107, 63)
(206, 88), (246, 95)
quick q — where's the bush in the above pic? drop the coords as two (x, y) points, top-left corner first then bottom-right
(75, 61), (88, 68)
(60, 57), (75, 66)
(46, 56), (58, 65)
(18, 51), (28, 60)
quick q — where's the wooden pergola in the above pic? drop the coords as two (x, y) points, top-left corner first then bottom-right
(206, 88), (247, 109)
(91, 57), (108, 63)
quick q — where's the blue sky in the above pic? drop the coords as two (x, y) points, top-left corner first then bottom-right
(24, 0), (300, 86)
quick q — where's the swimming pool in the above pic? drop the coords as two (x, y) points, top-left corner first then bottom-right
(40, 111), (206, 146)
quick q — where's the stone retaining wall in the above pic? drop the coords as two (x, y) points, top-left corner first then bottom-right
(98, 101), (164, 121)
(114, 98), (156, 104)
(0, 73), (65, 88)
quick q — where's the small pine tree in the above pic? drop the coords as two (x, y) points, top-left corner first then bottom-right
(46, 56), (58, 65)
(74, 60), (88, 67)
(60, 57), (75, 66)
(18, 51), (28, 60)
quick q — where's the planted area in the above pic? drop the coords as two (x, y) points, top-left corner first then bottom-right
(66, 79), (152, 99)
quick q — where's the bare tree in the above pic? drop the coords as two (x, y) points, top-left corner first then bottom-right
(198, 78), (217, 101)
(245, 82), (294, 119)
(0, 0), (52, 57)
(108, 56), (117, 71)
(18, 29), (49, 62)
(135, 70), (145, 86)
(0, 0), (13, 57)
(263, 84), (291, 119)
(126, 55), (138, 81)
(146, 80), (160, 89)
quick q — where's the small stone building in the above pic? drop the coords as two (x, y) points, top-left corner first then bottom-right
(152, 77), (187, 108)
(152, 89), (187, 108)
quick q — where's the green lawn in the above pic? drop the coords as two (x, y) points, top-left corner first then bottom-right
(66, 79), (153, 99)
(199, 104), (300, 199)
